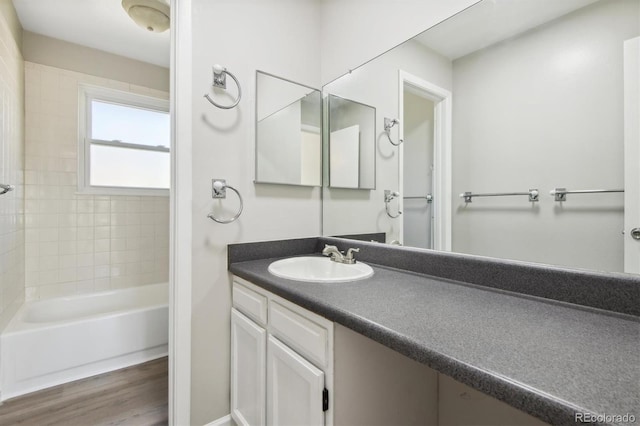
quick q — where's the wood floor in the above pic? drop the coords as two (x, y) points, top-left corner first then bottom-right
(0, 357), (168, 426)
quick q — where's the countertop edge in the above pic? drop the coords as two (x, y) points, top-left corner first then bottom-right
(229, 264), (612, 426)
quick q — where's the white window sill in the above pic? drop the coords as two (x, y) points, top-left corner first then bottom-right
(77, 186), (170, 197)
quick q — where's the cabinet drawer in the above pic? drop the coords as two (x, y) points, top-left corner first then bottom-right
(269, 300), (328, 368)
(233, 281), (268, 326)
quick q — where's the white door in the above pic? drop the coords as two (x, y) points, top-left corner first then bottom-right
(402, 85), (436, 249)
(267, 335), (325, 426)
(231, 308), (266, 426)
(624, 37), (640, 273)
(398, 70), (452, 251)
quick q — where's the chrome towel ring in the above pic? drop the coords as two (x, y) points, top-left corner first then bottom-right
(384, 190), (402, 218)
(0, 184), (15, 195)
(208, 179), (243, 224)
(384, 117), (403, 146)
(204, 64), (242, 109)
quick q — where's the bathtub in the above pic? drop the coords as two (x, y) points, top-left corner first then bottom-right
(0, 282), (168, 401)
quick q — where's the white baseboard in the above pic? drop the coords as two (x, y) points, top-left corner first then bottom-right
(205, 414), (233, 426)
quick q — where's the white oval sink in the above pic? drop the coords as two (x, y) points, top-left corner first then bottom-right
(268, 256), (374, 283)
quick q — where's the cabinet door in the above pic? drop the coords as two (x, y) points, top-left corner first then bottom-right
(231, 308), (266, 426)
(267, 335), (325, 426)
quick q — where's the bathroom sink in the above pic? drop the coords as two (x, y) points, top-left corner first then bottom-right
(268, 256), (374, 283)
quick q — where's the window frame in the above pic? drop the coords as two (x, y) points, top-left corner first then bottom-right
(78, 84), (170, 196)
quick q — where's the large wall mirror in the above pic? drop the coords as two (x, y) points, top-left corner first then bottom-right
(322, 0), (640, 275)
(256, 71), (322, 187)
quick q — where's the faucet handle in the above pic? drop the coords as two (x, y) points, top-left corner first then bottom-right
(345, 248), (360, 261)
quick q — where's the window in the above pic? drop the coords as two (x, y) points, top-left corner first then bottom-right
(79, 85), (170, 195)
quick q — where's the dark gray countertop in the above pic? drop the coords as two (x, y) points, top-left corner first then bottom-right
(229, 255), (640, 426)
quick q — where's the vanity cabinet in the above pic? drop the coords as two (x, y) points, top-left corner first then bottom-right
(232, 275), (547, 426)
(231, 277), (333, 426)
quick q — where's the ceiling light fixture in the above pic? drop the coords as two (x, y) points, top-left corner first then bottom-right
(122, 0), (170, 33)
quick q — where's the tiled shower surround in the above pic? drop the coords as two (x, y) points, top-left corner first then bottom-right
(23, 62), (169, 300)
(0, 14), (25, 322)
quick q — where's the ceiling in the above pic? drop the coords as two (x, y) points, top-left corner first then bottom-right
(415, 0), (600, 60)
(13, 0), (170, 68)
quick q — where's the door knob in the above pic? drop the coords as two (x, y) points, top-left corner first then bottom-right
(631, 228), (640, 240)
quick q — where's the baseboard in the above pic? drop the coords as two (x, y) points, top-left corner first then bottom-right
(206, 414), (233, 426)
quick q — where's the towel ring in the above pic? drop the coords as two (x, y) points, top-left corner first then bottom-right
(208, 179), (243, 224)
(384, 118), (404, 146)
(384, 190), (402, 218)
(204, 64), (242, 110)
(0, 184), (15, 195)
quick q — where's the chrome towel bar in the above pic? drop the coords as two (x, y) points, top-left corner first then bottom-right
(404, 194), (433, 203)
(549, 188), (624, 202)
(0, 184), (15, 195)
(461, 189), (539, 203)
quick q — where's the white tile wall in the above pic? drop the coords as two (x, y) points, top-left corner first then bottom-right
(0, 12), (25, 326)
(24, 62), (170, 300)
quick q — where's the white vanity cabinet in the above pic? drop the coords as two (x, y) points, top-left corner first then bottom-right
(231, 275), (547, 426)
(231, 277), (334, 426)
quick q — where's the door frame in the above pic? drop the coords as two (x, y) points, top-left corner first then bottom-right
(624, 37), (640, 273)
(398, 70), (452, 251)
(169, 0), (192, 424)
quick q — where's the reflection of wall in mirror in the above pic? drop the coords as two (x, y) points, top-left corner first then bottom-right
(330, 125), (360, 188)
(257, 94), (321, 186)
(257, 102), (303, 184)
(329, 100), (375, 188)
(301, 128), (321, 186)
(323, 40), (451, 238)
(452, 0), (638, 272)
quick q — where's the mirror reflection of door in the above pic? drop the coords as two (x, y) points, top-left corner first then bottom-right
(624, 36), (640, 273)
(398, 71), (452, 251)
(402, 86), (435, 249)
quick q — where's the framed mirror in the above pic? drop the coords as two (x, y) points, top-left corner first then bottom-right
(327, 94), (376, 189)
(255, 71), (322, 187)
(322, 0), (640, 275)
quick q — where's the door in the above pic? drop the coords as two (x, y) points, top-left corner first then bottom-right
(624, 37), (640, 273)
(267, 335), (325, 426)
(231, 308), (266, 426)
(402, 85), (436, 249)
(398, 70), (452, 251)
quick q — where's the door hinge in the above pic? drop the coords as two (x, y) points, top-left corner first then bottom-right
(322, 388), (329, 412)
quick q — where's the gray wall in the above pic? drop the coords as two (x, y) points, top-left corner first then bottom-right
(451, 0), (639, 272)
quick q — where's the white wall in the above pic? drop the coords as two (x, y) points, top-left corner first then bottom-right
(22, 32), (170, 93)
(320, 0), (480, 83)
(323, 40), (452, 241)
(0, 0), (24, 331)
(22, 62), (170, 299)
(452, 0), (639, 272)
(189, 0), (322, 422)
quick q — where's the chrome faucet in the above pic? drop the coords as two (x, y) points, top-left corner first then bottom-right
(322, 244), (360, 264)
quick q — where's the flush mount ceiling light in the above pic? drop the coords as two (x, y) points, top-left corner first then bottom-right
(122, 0), (170, 33)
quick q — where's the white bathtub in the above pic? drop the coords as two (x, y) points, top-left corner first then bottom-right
(0, 283), (168, 401)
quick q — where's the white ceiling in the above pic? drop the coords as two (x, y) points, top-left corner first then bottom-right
(13, 0), (170, 68)
(415, 0), (600, 60)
